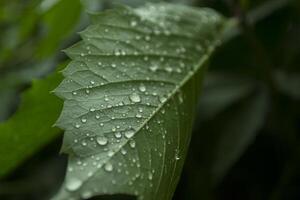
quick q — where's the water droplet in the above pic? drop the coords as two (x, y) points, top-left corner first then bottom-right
(175, 149), (181, 160)
(129, 140), (136, 148)
(159, 96), (167, 103)
(115, 132), (122, 138)
(90, 108), (96, 112)
(81, 190), (92, 199)
(104, 163), (113, 172)
(81, 118), (87, 123)
(150, 65), (158, 72)
(124, 130), (134, 139)
(129, 93), (141, 103)
(148, 172), (153, 180)
(135, 35), (141, 40)
(135, 113), (142, 118)
(87, 172), (93, 177)
(176, 68), (182, 73)
(75, 124), (80, 129)
(121, 148), (127, 155)
(114, 50), (121, 56)
(165, 67), (172, 73)
(96, 115), (100, 119)
(139, 84), (146, 92)
(66, 177), (82, 191)
(80, 139), (87, 145)
(96, 136), (108, 146)
(178, 93), (184, 104)
(130, 20), (137, 27)
(180, 62), (185, 68)
(108, 150), (114, 157)
(72, 91), (77, 95)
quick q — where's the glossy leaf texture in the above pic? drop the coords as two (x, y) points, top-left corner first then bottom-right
(53, 3), (231, 200)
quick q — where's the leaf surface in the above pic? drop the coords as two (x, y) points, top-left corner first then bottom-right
(53, 3), (231, 200)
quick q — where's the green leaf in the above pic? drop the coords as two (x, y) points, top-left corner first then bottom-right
(211, 88), (269, 184)
(53, 3), (231, 200)
(183, 81), (268, 199)
(0, 89), (18, 122)
(0, 69), (63, 177)
(199, 72), (256, 119)
(37, 0), (82, 58)
(274, 71), (300, 99)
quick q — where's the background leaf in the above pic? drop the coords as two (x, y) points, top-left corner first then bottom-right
(211, 87), (270, 184)
(0, 68), (63, 177)
(198, 72), (255, 119)
(37, 0), (82, 58)
(53, 3), (231, 200)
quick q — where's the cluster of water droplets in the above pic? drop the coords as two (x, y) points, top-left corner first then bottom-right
(54, 4), (225, 199)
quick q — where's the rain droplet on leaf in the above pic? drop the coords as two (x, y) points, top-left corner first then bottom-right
(125, 130), (134, 139)
(129, 93), (141, 103)
(129, 140), (136, 148)
(104, 163), (113, 172)
(96, 136), (108, 146)
(66, 177), (82, 191)
(139, 84), (146, 92)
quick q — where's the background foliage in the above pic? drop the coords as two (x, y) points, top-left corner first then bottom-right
(0, 0), (299, 199)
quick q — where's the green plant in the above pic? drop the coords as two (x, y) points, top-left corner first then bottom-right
(0, 1), (300, 200)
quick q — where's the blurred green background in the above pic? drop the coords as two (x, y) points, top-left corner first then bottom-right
(0, 0), (299, 199)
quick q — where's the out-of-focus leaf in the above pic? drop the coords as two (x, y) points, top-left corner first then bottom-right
(199, 73), (255, 119)
(100, 0), (196, 8)
(0, 69), (63, 177)
(274, 71), (300, 99)
(81, 0), (196, 12)
(52, 3), (232, 200)
(37, 0), (82, 58)
(80, 0), (104, 12)
(211, 88), (269, 184)
(185, 80), (267, 199)
(0, 89), (19, 122)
